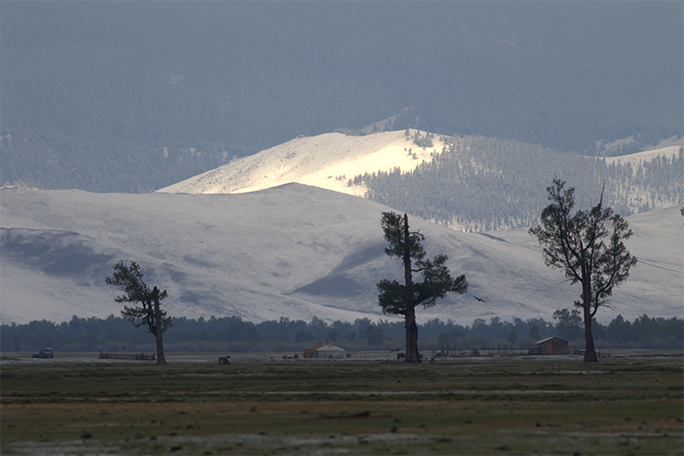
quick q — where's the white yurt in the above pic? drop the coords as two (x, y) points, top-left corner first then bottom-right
(312, 344), (346, 359)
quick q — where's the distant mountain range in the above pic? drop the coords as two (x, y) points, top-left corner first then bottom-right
(160, 130), (683, 231)
(2, 2), (681, 192)
(2, 185), (681, 325)
(2, 1), (681, 327)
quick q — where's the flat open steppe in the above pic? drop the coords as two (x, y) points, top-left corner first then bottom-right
(1, 352), (682, 455)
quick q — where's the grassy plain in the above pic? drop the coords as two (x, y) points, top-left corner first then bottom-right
(1, 352), (682, 455)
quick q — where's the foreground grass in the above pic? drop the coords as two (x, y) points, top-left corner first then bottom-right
(1, 354), (682, 455)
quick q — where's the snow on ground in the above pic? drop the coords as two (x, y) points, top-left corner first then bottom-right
(159, 130), (681, 201)
(158, 130), (447, 197)
(493, 205), (684, 322)
(1, 185), (680, 325)
(602, 145), (682, 167)
(3, 131), (681, 325)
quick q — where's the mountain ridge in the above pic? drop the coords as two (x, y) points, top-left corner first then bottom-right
(159, 130), (682, 232)
(159, 130), (447, 198)
(2, 185), (680, 325)
(3, 2), (681, 192)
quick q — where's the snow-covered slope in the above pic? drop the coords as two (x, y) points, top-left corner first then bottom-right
(603, 145), (682, 167)
(1, 185), (681, 325)
(493, 207), (684, 319)
(158, 130), (681, 200)
(158, 130), (447, 197)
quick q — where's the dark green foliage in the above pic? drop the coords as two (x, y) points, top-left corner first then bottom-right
(378, 212), (468, 362)
(528, 325), (541, 341)
(506, 329), (518, 344)
(294, 330), (314, 343)
(607, 314), (684, 349)
(553, 309), (584, 341)
(105, 260), (171, 363)
(2, 314), (681, 353)
(105, 261), (170, 335)
(377, 213), (468, 315)
(366, 324), (385, 346)
(437, 332), (449, 348)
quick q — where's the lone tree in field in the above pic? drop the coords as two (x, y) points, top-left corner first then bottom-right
(529, 179), (637, 362)
(106, 261), (171, 364)
(377, 212), (468, 363)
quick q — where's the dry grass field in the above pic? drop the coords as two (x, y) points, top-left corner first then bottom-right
(1, 352), (682, 455)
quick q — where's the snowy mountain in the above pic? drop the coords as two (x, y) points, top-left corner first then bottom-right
(4, 2), (682, 193)
(158, 131), (682, 232)
(158, 130), (680, 199)
(2, 185), (681, 325)
(158, 130), (448, 198)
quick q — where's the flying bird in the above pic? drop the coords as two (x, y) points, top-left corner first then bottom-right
(473, 296), (486, 302)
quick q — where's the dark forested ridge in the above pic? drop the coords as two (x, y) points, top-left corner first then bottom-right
(1, 2), (681, 192)
(2, 313), (681, 354)
(356, 135), (683, 231)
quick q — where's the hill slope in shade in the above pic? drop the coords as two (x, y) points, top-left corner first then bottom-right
(1, 185), (681, 325)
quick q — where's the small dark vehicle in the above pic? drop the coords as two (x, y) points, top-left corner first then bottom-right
(32, 348), (54, 358)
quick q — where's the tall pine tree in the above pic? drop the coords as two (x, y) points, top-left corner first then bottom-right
(106, 261), (171, 364)
(377, 212), (468, 363)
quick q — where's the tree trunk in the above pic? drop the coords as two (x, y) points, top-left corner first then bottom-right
(582, 285), (598, 363)
(152, 287), (167, 364)
(402, 214), (421, 363)
(404, 305), (421, 363)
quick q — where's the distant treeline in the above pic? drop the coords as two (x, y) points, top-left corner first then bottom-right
(355, 134), (682, 232)
(2, 312), (681, 354)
